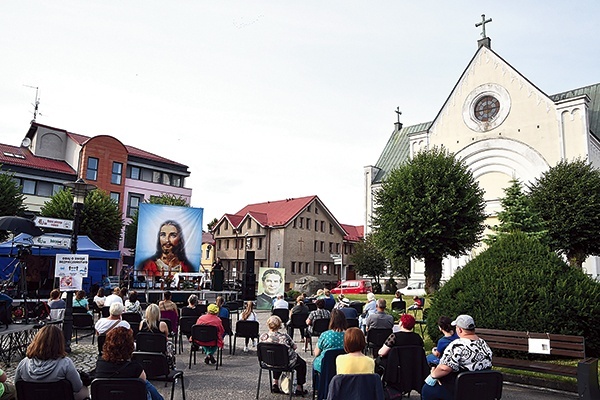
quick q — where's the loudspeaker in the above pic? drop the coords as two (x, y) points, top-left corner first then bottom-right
(245, 251), (255, 274)
(242, 273), (256, 300)
(212, 269), (224, 291)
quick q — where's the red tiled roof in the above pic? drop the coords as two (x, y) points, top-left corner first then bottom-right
(234, 196), (317, 227)
(35, 123), (187, 168)
(202, 232), (215, 245)
(0, 144), (75, 175)
(341, 224), (364, 242)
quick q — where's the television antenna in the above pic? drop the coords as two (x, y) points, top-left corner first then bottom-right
(23, 85), (42, 122)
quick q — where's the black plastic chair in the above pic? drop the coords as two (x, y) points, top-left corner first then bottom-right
(454, 370), (503, 400)
(415, 308), (428, 336)
(327, 374), (384, 400)
(306, 302), (317, 312)
(122, 312), (142, 336)
(346, 318), (359, 328)
(391, 300), (406, 313)
(181, 306), (203, 317)
(90, 378), (146, 400)
(365, 328), (393, 357)
(233, 320), (259, 355)
(271, 308), (289, 325)
(220, 316), (233, 354)
(307, 318), (330, 355)
(73, 312), (95, 344)
(97, 334), (106, 356)
(312, 348), (345, 400)
(224, 301), (240, 320)
(72, 306), (88, 314)
(381, 345), (429, 397)
(161, 317), (178, 350)
(178, 316), (198, 353)
(287, 312), (309, 341)
(132, 351), (186, 400)
(189, 324), (223, 370)
(350, 302), (364, 316)
(136, 332), (167, 353)
(256, 342), (295, 400)
(16, 379), (74, 400)
(101, 306), (110, 317)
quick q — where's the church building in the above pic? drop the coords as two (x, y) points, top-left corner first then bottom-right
(364, 22), (600, 281)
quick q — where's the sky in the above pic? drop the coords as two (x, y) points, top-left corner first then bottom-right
(1, 1), (599, 230)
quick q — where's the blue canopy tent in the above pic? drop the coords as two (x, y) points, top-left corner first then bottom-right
(0, 233), (121, 294)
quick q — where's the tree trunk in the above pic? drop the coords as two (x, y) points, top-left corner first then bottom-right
(424, 256), (443, 294)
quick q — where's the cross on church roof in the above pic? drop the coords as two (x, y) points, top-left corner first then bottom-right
(395, 107), (402, 124)
(475, 14), (492, 38)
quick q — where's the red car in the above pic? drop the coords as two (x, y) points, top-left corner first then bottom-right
(330, 279), (373, 294)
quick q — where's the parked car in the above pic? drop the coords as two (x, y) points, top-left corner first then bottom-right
(330, 279), (373, 294)
(397, 281), (426, 297)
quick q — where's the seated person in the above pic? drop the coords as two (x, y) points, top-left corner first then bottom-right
(159, 291), (179, 334)
(72, 290), (89, 311)
(336, 327), (375, 374)
(104, 287), (123, 307)
(93, 288), (106, 308)
(365, 299), (394, 331)
(124, 290), (143, 315)
(0, 367), (14, 400)
(338, 297), (358, 319)
(192, 304), (224, 365)
(216, 296), (229, 319)
(391, 290), (404, 303)
(95, 303), (131, 335)
(426, 316), (459, 366)
(96, 327), (163, 400)
(15, 325), (89, 400)
(181, 294), (202, 316)
(287, 295), (309, 340)
(359, 292), (377, 331)
(272, 294), (289, 310)
(140, 304), (176, 369)
(322, 289), (336, 310)
(313, 309), (346, 374)
(377, 313), (424, 372)
(260, 315), (308, 396)
(407, 295), (423, 311)
(305, 299), (331, 347)
(48, 289), (66, 321)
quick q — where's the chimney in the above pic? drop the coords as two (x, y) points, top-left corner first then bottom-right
(478, 37), (491, 49)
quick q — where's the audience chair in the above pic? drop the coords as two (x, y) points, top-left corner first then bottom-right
(161, 317), (178, 350)
(132, 351), (186, 400)
(346, 318), (359, 328)
(178, 316), (198, 353)
(122, 312), (142, 336)
(97, 333), (106, 356)
(327, 374), (384, 400)
(271, 308), (289, 325)
(415, 308), (428, 336)
(136, 332), (168, 353)
(454, 370), (503, 400)
(365, 328), (393, 357)
(224, 301), (240, 320)
(307, 318), (330, 355)
(180, 307), (203, 317)
(381, 345), (429, 397)
(287, 312), (309, 341)
(256, 342), (295, 400)
(349, 302), (364, 316)
(90, 378), (146, 400)
(189, 324), (223, 370)
(306, 302), (317, 312)
(196, 303), (208, 315)
(16, 379), (74, 400)
(72, 312), (95, 344)
(101, 306), (110, 318)
(312, 348), (345, 400)
(233, 320), (259, 355)
(220, 316), (233, 354)
(391, 300), (406, 313)
(72, 306), (88, 314)
(90, 301), (102, 320)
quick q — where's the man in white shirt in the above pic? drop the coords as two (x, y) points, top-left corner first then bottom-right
(95, 303), (130, 335)
(103, 287), (123, 307)
(272, 294), (289, 309)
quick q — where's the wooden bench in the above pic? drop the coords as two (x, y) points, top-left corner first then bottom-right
(477, 328), (600, 400)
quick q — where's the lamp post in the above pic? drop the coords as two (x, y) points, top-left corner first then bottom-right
(62, 178), (96, 352)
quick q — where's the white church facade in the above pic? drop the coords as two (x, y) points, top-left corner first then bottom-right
(364, 35), (600, 281)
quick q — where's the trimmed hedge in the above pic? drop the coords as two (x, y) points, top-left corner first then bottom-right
(427, 232), (600, 357)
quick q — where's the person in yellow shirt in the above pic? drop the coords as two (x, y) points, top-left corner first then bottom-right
(335, 327), (375, 374)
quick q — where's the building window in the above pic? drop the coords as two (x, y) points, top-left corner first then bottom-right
(161, 173), (171, 186)
(315, 220), (319, 231)
(321, 221), (325, 232)
(298, 262), (303, 274)
(247, 238), (253, 249)
(217, 239), (221, 250)
(36, 181), (53, 197)
(314, 240), (318, 252)
(141, 169), (153, 182)
(306, 218), (311, 230)
(329, 242), (333, 253)
(305, 262), (310, 274)
(225, 239), (230, 250)
(172, 175), (182, 187)
(86, 157), (99, 181)
(127, 193), (143, 217)
(111, 162), (123, 185)
(293, 219), (297, 228)
(22, 179), (36, 195)
(307, 205), (311, 212)
(110, 192), (120, 203)
(52, 184), (62, 195)
(315, 206), (319, 214)
(127, 165), (140, 179)
(291, 262), (296, 274)
(225, 220), (229, 230)
(320, 241), (324, 252)
(258, 238), (263, 250)
(330, 223), (333, 234)
(152, 171), (161, 183)
(247, 219), (252, 229)
(299, 217), (304, 229)
(336, 243), (340, 253)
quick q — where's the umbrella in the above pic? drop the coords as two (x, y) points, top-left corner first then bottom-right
(0, 216), (43, 236)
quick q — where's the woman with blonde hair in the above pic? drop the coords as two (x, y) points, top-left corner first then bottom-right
(15, 325), (89, 400)
(140, 304), (176, 368)
(240, 301), (257, 352)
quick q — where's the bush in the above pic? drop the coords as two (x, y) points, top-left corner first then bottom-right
(286, 290), (301, 301)
(371, 281), (382, 294)
(386, 277), (398, 294)
(427, 232), (600, 357)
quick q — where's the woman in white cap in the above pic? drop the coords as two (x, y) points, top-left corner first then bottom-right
(359, 292), (377, 332)
(421, 314), (493, 400)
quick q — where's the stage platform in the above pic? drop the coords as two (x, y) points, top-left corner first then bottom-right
(138, 289), (240, 305)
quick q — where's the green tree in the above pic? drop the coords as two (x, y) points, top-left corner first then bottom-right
(40, 189), (123, 250)
(485, 179), (546, 244)
(207, 217), (218, 232)
(349, 234), (387, 283)
(124, 194), (189, 249)
(372, 147), (487, 293)
(529, 159), (600, 268)
(0, 169), (27, 241)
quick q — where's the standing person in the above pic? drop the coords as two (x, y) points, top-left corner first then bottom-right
(240, 301), (257, 352)
(313, 309), (347, 374)
(426, 316), (459, 366)
(336, 327), (375, 374)
(256, 269), (283, 309)
(96, 327), (164, 400)
(139, 304), (176, 369)
(93, 287), (106, 308)
(192, 304), (224, 365)
(421, 315), (493, 400)
(15, 325), (89, 400)
(104, 287), (123, 307)
(95, 303), (130, 335)
(124, 290), (143, 315)
(260, 315), (308, 396)
(140, 220), (194, 276)
(365, 299), (394, 331)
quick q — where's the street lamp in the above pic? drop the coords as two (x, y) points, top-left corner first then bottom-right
(62, 178), (96, 352)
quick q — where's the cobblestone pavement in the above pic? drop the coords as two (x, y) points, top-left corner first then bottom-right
(3, 311), (578, 399)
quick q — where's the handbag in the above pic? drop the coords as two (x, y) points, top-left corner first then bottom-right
(280, 372), (292, 394)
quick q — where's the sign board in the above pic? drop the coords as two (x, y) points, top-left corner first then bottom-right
(32, 235), (71, 249)
(35, 216), (73, 230)
(330, 253), (342, 266)
(528, 338), (551, 355)
(55, 254), (89, 278)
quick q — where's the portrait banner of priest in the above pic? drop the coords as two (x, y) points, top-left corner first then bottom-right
(256, 267), (285, 310)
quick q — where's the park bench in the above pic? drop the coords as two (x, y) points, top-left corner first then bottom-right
(477, 328), (600, 400)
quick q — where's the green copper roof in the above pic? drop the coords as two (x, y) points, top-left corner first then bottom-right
(372, 121), (431, 184)
(550, 82), (600, 140)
